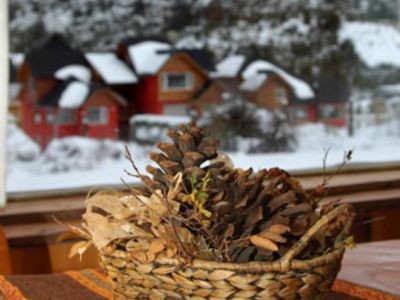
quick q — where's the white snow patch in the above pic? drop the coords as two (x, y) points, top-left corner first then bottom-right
(55, 65), (92, 83)
(340, 21), (400, 68)
(128, 41), (171, 75)
(211, 55), (245, 78)
(379, 84), (400, 94)
(85, 52), (138, 84)
(9, 53), (25, 68)
(59, 81), (90, 108)
(7, 118), (40, 165)
(7, 122), (400, 194)
(130, 114), (191, 125)
(34, 137), (126, 174)
(240, 60), (314, 99)
(240, 74), (267, 91)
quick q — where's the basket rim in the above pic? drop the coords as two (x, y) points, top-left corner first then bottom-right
(102, 245), (345, 274)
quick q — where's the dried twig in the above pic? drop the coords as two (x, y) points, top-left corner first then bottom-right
(322, 149), (354, 188)
(125, 145), (142, 176)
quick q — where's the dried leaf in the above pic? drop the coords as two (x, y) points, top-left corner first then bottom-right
(86, 193), (135, 220)
(83, 212), (152, 249)
(69, 240), (91, 261)
(250, 236), (279, 252)
(148, 239), (165, 256)
(268, 224), (291, 235)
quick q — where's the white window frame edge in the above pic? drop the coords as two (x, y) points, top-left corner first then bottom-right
(161, 72), (193, 91)
(0, 1), (8, 207)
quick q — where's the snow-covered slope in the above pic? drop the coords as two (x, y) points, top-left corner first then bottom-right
(7, 119), (400, 194)
(340, 21), (400, 68)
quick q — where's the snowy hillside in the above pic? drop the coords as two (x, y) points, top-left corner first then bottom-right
(340, 21), (400, 68)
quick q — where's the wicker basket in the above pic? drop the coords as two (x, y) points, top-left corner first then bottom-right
(100, 205), (351, 300)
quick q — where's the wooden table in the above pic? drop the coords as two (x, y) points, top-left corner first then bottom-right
(1, 240), (400, 299)
(337, 239), (400, 298)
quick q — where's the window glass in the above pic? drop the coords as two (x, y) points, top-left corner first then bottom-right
(162, 73), (193, 90)
(46, 108), (55, 123)
(34, 111), (41, 124)
(290, 107), (308, 120)
(59, 109), (76, 124)
(319, 105), (340, 119)
(276, 87), (288, 105)
(86, 107), (108, 124)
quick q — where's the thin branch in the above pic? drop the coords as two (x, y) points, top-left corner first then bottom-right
(322, 146), (332, 185)
(125, 145), (142, 176)
(322, 149), (354, 188)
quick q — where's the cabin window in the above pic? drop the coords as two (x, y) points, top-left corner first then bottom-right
(319, 104), (340, 119)
(34, 111), (41, 124)
(59, 109), (76, 124)
(86, 107), (108, 124)
(46, 108), (55, 124)
(162, 73), (193, 91)
(276, 87), (288, 105)
(291, 107), (308, 120)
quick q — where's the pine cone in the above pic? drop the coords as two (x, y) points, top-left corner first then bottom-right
(141, 122), (343, 263)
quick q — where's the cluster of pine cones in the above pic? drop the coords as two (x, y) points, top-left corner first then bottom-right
(137, 122), (353, 263)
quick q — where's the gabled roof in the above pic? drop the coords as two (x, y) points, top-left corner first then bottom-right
(85, 52), (138, 85)
(26, 34), (87, 78)
(127, 41), (172, 75)
(211, 55), (246, 78)
(55, 65), (92, 83)
(38, 79), (127, 109)
(38, 78), (89, 108)
(176, 49), (215, 72)
(126, 37), (215, 75)
(240, 60), (314, 100)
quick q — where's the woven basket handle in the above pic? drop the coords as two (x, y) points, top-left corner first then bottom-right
(278, 204), (352, 272)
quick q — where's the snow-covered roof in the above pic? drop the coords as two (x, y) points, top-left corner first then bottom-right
(240, 74), (267, 91)
(59, 81), (90, 108)
(340, 21), (400, 68)
(85, 52), (138, 84)
(55, 65), (92, 83)
(130, 114), (191, 125)
(240, 60), (314, 100)
(10, 53), (25, 68)
(211, 55), (245, 78)
(127, 41), (171, 75)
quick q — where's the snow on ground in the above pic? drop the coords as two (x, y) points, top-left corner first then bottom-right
(6, 119), (400, 194)
(240, 60), (315, 99)
(54, 65), (92, 83)
(340, 21), (400, 68)
(59, 81), (90, 108)
(85, 53), (138, 84)
(7, 118), (40, 166)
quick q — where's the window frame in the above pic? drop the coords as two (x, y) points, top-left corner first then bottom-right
(85, 107), (108, 125)
(276, 87), (288, 105)
(58, 109), (77, 125)
(161, 72), (193, 91)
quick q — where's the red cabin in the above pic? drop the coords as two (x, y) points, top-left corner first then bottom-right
(18, 35), (126, 148)
(117, 38), (214, 116)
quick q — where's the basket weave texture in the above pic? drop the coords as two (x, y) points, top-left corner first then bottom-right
(100, 204), (350, 300)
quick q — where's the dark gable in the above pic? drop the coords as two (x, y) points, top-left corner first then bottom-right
(26, 34), (87, 78)
(38, 78), (73, 107)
